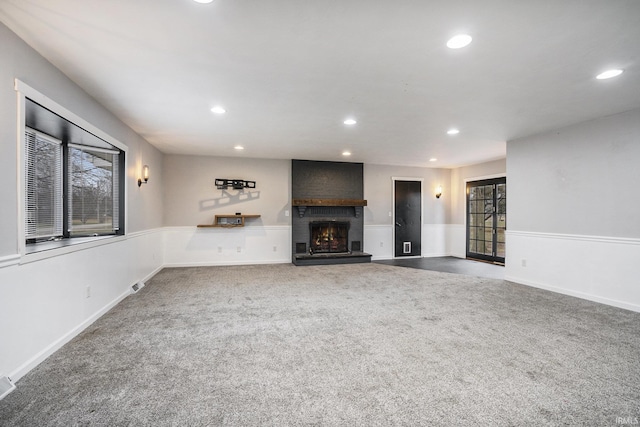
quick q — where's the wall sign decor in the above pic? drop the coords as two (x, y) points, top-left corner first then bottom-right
(215, 179), (256, 190)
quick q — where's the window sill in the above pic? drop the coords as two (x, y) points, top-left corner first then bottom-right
(22, 235), (125, 264)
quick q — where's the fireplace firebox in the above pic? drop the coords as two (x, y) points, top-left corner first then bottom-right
(310, 222), (349, 254)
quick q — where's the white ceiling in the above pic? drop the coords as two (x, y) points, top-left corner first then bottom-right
(1, 0), (639, 168)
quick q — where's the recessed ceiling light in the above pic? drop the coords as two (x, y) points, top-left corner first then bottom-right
(193, 0), (214, 3)
(211, 106), (226, 114)
(429, 158), (438, 162)
(234, 145), (244, 150)
(343, 119), (357, 125)
(342, 151), (352, 156)
(447, 128), (460, 135)
(596, 69), (624, 80)
(447, 34), (472, 49)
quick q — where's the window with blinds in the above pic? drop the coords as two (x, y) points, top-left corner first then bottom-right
(21, 91), (126, 252)
(24, 98), (125, 247)
(25, 129), (63, 241)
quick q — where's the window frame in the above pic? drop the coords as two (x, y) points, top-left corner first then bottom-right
(16, 79), (128, 263)
(66, 143), (122, 238)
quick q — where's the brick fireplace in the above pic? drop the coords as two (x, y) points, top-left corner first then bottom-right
(291, 160), (371, 265)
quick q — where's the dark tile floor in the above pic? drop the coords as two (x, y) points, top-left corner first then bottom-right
(375, 256), (504, 280)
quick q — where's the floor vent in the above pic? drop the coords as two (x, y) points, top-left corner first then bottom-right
(0, 376), (16, 400)
(131, 282), (145, 294)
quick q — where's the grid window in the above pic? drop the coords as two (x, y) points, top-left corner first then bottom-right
(68, 145), (120, 236)
(466, 178), (506, 263)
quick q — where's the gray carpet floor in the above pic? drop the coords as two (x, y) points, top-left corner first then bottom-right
(375, 256), (504, 280)
(1, 263), (639, 426)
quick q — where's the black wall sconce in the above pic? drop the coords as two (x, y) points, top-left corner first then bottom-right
(215, 178), (256, 190)
(138, 165), (150, 187)
(435, 185), (442, 199)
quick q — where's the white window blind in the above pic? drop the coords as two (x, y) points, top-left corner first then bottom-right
(68, 144), (120, 236)
(25, 128), (63, 240)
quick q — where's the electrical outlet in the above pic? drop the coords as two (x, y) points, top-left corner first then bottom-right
(273, 246), (277, 252)
(86, 286), (91, 298)
(237, 246), (242, 253)
(285, 210), (290, 217)
(217, 246), (222, 253)
(380, 242), (384, 247)
(521, 259), (527, 267)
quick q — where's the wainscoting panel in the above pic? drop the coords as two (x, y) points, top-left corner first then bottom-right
(364, 225), (393, 260)
(365, 224), (455, 259)
(163, 226), (291, 267)
(422, 224), (448, 257)
(0, 229), (164, 382)
(505, 230), (640, 312)
(446, 224), (466, 259)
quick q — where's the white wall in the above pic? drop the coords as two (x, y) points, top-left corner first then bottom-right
(505, 108), (640, 312)
(0, 23), (165, 382)
(163, 155), (291, 227)
(161, 155), (291, 266)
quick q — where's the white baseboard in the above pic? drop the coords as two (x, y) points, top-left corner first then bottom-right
(141, 264), (164, 283)
(0, 254), (20, 269)
(164, 259), (291, 268)
(505, 274), (640, 313)
(0, 376), (16, 400)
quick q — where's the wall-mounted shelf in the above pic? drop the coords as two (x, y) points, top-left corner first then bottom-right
(197, 214), (261, 228)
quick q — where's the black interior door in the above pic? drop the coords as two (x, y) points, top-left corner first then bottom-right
(394, 180), (421, 257)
